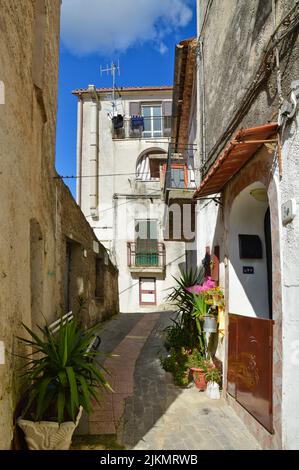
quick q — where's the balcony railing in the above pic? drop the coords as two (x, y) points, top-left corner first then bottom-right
(112, 116), (172, 139)
(163, 165), (196, 193)
(127, 241), (166, 269)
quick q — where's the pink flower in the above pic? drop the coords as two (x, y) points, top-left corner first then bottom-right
(186, 285), (203, 294)
(186, 277), (216, 294)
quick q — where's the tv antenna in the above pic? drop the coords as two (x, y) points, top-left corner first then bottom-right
(100, 60), (120, 117)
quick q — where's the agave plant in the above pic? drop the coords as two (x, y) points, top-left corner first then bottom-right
(167, 267), (205, 324)
(17, 318), (112, 424)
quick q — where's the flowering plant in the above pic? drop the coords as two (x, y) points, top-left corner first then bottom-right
(186, 276), (216, 294)
(204, 287), (225, 307)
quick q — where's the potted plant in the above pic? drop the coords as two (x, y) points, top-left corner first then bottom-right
(16, 318), (111, 450)
(187, 350), (210, 391)
(205, 367), (222, 399)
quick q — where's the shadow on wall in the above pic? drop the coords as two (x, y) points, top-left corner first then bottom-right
(228, 182), (271, 319)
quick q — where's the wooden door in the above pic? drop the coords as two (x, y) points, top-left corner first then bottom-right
(139, 278), (156, 306)
(227, 313), (274, 433)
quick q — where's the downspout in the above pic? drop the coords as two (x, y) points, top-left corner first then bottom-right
(76, 93), (83, 206)
(198, 39), (206, 167)
(112, 196), (117, 266)
(88, 85), (99, 219)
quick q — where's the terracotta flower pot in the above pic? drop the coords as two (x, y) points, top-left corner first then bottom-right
(190, 367), (207, 391)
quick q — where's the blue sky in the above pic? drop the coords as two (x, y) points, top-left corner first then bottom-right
(56, 0), (197, 197)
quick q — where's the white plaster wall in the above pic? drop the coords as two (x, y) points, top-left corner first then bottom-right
(196, 200), (224, 278)
(196, 199), (226, 362)
(114, 197), (186, 312)
(77, 89), (186, 312)
(228, 182), (269, 318)
(280, 112), (299, 450)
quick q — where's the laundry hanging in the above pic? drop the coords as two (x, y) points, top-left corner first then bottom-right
(112, 114), (124, 129)
(131, 115), (144, 131)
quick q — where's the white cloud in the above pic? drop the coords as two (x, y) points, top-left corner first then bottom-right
(61, 0), (193, 56)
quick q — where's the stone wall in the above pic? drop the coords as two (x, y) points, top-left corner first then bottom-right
(194, 0), (299, 449)
(198, 0), (299, 170)
(58, 179), (119, 326)
(0, 1), (119, 449)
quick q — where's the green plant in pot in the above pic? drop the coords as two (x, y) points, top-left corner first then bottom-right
(187, 349), (210, 391)
(16, 318), (111, 450)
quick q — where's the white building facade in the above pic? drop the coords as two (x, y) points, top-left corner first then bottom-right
(73, 85), (189, 312)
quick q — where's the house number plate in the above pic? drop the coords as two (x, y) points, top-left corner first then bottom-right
(243, 266), (254, 274)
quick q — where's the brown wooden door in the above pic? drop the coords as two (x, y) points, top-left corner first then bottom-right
(227, 314), (238, 398)
(228, 314), (274, 433)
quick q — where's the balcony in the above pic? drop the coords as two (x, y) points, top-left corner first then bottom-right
(112, 116), (172, 140)
(163, 162), (196, 203)
(127, 241), (166, 273)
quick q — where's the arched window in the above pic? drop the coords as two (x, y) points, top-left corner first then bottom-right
(136, 149), (167, 181)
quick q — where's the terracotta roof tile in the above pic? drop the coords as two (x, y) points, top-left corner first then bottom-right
(194, 123), (279, 198)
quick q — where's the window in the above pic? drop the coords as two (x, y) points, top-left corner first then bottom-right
(163, 163), (188, 189)
(149, 158), (165, 180)
(135, 220), (159, 266)
(171, 166), (187, 189)
(142, 105), (162, 138)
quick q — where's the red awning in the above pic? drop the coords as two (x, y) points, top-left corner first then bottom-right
(194, 123), (278, 198)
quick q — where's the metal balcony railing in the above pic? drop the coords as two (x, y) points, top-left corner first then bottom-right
(112, 116), (172, 139)
(127, 241), (166, 268)
(162, 165), (196, 193)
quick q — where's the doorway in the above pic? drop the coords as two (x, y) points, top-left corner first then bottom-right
(135, 220), (159, 267)
(264, 208), (273, 319)
(139, 278), (156, 306)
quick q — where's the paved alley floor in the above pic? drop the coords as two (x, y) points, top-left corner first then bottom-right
(77, 312), (261, 450)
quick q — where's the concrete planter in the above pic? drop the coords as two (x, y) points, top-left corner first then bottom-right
(17, 406), (83, 450)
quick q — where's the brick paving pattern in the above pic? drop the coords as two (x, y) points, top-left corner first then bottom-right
(78, 312), (261, 450)
(88, 313), (160, 435)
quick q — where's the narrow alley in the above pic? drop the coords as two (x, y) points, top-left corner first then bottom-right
(2, 0), (299, 455)
(75, 312), (260, 451)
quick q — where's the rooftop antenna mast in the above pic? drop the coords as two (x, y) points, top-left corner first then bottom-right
(100, 60), (120, 117)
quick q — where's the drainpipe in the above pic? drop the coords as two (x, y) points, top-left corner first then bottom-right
(76, 93), (83, 207)
(88, 85), (99, 219)
(198, 39), (206, 167)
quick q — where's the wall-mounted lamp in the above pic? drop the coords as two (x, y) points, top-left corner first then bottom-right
(249, 188), (268, 203)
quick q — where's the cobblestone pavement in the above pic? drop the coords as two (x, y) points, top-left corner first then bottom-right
(134, 389), (261, 450)
(78, 312), (261, 450)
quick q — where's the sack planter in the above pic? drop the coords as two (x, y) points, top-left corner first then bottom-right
(190, 367), (207, 391)
(206, 381), (221, 400)
(17, 406), (83, 450)
(205, 367), (222, 399)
